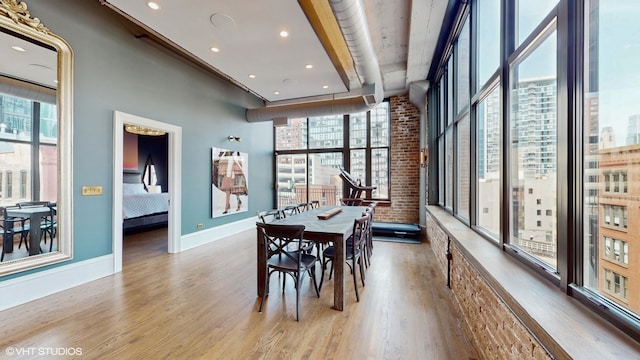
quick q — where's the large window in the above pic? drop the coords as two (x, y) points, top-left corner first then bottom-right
(456, 18), (470, 114)
(516, 0), (559, 45)
(457, 114), (470, 220)
(429, 0), (640, 340)
(477, 85), (501, 238)
(510, 29), (558, 268)
(0, 93), (56, 206)
(477, 0), (501, 90)
(275, 102), (390, 206)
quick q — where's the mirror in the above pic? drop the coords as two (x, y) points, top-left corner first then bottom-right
(0, 0), (73, 275)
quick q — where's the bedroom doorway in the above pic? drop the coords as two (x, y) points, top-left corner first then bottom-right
(113, 111), (182, 273)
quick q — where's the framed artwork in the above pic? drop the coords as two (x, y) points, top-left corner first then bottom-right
(212, 148), (248, 217)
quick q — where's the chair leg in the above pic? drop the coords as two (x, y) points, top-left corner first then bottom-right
(310, 264), (320, 298)
(295, 272), (301, 321)
(18, 232), (29, 251)
(359, 257), (366, 287)
(319, 257), (330, 292)
(352, 259), (360, 302)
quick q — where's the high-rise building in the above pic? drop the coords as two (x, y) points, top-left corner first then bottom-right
(626, 114), (640, 145)
(478, 88), (501, 180)
(510, 77), (558, 263)
(600, 126), (616, 149)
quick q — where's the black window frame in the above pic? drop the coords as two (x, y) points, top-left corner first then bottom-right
(426, 0), (640, 341)
(274, 101), (391, 203)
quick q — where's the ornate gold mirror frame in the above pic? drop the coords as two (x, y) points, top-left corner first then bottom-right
(0, 0), (73, 275)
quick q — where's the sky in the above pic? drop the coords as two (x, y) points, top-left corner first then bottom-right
(596, 0), (640, 144)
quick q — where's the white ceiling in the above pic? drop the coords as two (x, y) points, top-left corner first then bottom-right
(0, 31), (58, 89)
(102, 0), (447, 106)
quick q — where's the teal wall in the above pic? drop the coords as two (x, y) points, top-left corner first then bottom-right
(0, 0), (273, 280)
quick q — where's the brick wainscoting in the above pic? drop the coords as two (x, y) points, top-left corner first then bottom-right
(426, 211), (552, 360)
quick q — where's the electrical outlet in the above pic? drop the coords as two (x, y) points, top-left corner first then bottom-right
(197, 223), (203, 229)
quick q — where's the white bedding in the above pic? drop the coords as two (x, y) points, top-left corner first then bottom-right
(123, 192), (169, 219)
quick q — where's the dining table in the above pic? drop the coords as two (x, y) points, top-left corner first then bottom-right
(6, 206), (54, 256)
(257, 205), (368, 311)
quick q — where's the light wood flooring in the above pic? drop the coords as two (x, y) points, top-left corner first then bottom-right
(0, 227), (479, 359)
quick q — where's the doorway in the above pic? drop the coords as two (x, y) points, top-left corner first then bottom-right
(112, 111), (182, 273)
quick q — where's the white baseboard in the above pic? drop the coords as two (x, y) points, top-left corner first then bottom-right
(0, 218), (257, 312)
(0, 254), (114, 311)
(180, 216), (257, 251)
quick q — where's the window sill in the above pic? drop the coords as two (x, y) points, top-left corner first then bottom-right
(362, 199), (391, 207)
(426, 205), (640, 359)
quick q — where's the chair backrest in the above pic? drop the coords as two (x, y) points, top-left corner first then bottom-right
(257, 209), (284, 223)
(0, 207), (23, 234)
(257, 223), (306, 261)
(309, 200), (320, 209)
(297, 202), (309, 213)
(17, 201), (50, 209)
(365, 202), (376, 220)
(341, 198), (363, 206)
(282, 205), (299, 216)
(352, 214), (370, 250)
(0, 207), (6, 230)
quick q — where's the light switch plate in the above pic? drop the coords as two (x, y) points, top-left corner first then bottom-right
(82, 186), (103, 196)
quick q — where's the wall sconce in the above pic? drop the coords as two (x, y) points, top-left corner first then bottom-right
(227, 135), (241, 142)
(419, 148), (428, 168)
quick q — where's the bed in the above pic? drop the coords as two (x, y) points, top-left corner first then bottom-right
(123, 172), (169, 232)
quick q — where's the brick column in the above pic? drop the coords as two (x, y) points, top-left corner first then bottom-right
(374, 95), (421, 224)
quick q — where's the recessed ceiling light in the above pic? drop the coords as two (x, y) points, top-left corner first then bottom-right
(210, 47), (220, 53)
(305, 64), (313, 69)
(147, 2), (160, 10)
(11, 45), (25, 52)
(274, 91), (280, 95)
(248, 74), (256, 79)
(322, 85), (329, 89)
(279, 30), (289, 38)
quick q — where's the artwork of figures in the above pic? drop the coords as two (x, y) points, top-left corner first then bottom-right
(212, 148), (248, 217)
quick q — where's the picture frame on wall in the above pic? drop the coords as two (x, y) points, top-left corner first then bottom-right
(212, 148), (249, 218)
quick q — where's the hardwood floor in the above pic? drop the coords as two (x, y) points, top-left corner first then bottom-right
(0, 228), (479, 359)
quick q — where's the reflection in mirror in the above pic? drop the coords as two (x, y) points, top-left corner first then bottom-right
(0, 0), (73, 275)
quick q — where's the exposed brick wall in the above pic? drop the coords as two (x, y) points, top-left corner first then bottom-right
(426, 215), (552, 360)
(375, 95), (420, 224)
(426, 212), (448, 274)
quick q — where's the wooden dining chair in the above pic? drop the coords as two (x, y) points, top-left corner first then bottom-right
(282, 204), (300, 217)
(296, 202), (309, 213)
(257, 223), (320, 321)
(319, 213), (370, 302)
(1, 207), (29, 261)
(257, 209), (285, 223)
